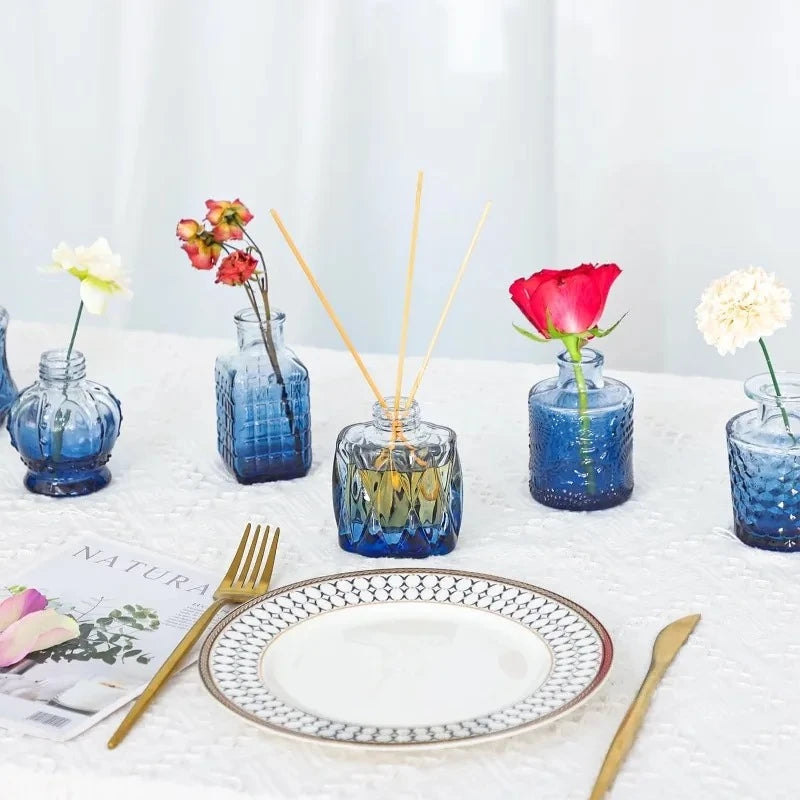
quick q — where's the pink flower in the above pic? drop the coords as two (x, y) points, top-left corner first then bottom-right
(0, 589), (47, 631)
(0, 610), (80, 667)
(215, 250), (258, 286)
(176, 219), (222, 270)
(205, 199), (253, 242)
(0, 590), (79, 668)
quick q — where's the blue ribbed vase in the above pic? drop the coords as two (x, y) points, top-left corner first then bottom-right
(215, 308), (311, 484)
(727, 373), (800, 551)
(0, 306), (17, 424)
(7, 350), (122, 496)
(528, 348), (633, 511)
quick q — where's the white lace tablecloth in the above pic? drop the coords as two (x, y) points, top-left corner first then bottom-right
(0, 321), (798, 800)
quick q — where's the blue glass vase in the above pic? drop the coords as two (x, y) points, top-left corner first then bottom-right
(528, 348), (633, 511)
(0, 306), (17, 425)
(333, 398), (462, 557)
(215, 308), (311, 484)
(7, 350), (122, 496)
(727, 373), (800, 551)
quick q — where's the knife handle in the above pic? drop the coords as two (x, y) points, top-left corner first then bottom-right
(589, 665), (664, 800)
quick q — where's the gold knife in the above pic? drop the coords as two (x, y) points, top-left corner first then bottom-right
(589, 613), (701, 799)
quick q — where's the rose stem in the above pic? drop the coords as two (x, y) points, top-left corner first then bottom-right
(236, 222), (301, 450)
(242, 279), (301, 454)
(759, 337), (794, 440)
(565, 337), (596, 495)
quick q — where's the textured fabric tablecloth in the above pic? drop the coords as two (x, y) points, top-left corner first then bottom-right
(0, 320), (798, 800)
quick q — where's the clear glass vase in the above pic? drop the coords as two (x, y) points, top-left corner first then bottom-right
(215, 308), (311, 484)
(333, 397), (463, 558)
(727, 373), (800, 551)
(0, 306), (17, 424)
(7, 350), (122, 496)
(528, 348), (634, 511)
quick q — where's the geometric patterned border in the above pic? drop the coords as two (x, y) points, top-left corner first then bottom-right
(199, 569), (613, 749)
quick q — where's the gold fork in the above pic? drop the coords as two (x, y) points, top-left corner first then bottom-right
(107, 523), (280, 749)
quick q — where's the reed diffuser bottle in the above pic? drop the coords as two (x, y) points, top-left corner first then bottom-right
(271, 171), (490, 558)
(333, 398), (462, 557)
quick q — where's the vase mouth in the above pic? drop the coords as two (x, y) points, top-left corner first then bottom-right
(39, 349), (87, 381)
(372, 397), (421, 431)
(234, 307), (286, 325)
(556, 347), (604, 368)
(745, 373), (800, 404)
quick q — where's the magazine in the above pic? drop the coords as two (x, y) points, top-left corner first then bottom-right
(0, 534), (217, 741)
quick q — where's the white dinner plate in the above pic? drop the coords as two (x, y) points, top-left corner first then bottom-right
(199, 568), (612, 749)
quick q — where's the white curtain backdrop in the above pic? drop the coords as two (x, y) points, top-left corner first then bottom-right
(1, 0), (797, 380)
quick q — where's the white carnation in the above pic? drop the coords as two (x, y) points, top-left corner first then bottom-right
(696, 267), (791, 355)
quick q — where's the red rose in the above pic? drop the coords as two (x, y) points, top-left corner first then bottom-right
(215, 250), (258, 286)
(510, 263), (621, 337)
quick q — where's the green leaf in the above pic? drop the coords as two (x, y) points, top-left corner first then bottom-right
(511, 323), (548, 343)
(110, 610), (121, 618)
(136, 655), (150, 664)
(95, 617), (112, 626)
(589, 312), (628, 339)
(123, 604), (135, 614)
(123, 649), (142, 660)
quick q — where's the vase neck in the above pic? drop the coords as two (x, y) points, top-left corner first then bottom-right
(555, 348), (604, 389)
(373, 397), (421, 432)
(39, 349), (86, 383)
(235, 307), (286, 351)
(745, 373), (800, 423)
(0, 306), (7, 333)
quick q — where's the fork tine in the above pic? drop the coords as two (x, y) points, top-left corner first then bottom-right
(254, 527), (280, 594)
(237, 524), (262, 587)
(249, 527), (272, 589)
(222, 523), (252, 587)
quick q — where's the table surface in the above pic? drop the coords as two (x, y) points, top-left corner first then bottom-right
(0, 320), (798, 800)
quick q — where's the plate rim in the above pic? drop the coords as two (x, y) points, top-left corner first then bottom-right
(198, 567), (613, 750)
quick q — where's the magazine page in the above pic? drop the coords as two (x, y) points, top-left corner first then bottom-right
(0, 534), (217, 741)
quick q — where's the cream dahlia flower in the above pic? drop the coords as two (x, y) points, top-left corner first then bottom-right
(696, 267), (791, 355)
(44, 237), (131, 314)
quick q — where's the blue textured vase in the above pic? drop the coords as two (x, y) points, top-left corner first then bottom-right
(333, 398), (462, 557)
(0, 306), (18, 424)
(7, 350), (122, 496)
(727, 373), (800, 551)
(528, 348), (633, 511)
(215, 308), (311, 484)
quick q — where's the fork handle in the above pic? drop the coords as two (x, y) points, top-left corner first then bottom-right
(107, 598), (228, 749)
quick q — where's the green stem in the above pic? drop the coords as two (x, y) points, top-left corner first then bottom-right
(758, 337), (795, 441)
(564, 337), (596, 495)
(66, 301), (84, 363)
(243, 282), (302, 453)
(238, 225), (269, 294)
(54, 300), (85, 459)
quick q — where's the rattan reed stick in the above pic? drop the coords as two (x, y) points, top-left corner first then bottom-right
(394, 171), (424, 419)
(270, 209), (388, 409)
(407, 202), (492, 405)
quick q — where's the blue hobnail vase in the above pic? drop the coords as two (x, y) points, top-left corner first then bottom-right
(7, 350), (122, 496)
(727, 373), (800, 551)
(215, 308), (311, 484)
(528, 348), (633, 511)
(0, 306), (18, 424)
(333, 398), (463, 557)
